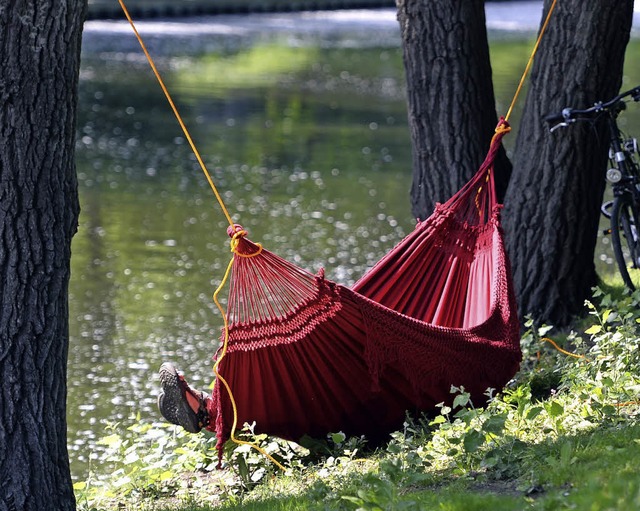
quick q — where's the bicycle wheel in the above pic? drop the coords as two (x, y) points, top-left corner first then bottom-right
(611, 194), (640, 290)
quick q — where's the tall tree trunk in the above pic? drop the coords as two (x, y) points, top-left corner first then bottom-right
(503, 0), (634, 326)
(397, 0), (511, 220)
(0, 1), (86, 509)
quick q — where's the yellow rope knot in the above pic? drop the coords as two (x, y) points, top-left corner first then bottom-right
(227, 224), (263, 257)
(491, 118), (512, 145)
(494, 123), (512, 137)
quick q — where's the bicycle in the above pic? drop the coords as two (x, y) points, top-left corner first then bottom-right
(545, 85), (640, 290)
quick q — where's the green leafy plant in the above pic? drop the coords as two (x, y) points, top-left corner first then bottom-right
(223, 421), (308, 492)
(74, 416), (220, 509)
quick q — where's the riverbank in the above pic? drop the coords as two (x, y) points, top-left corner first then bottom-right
(84, 3), (639, 49)
(88, 0), (394, 19)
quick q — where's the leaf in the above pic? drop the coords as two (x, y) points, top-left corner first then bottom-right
(251, 467), (266, 483)
(601, 376), (615, 387)
(526, 406), (543, 420)
(113, 475), (132, 488)
(453, 393), (470, 409)
(73, 481), (87, 491)
(237, 455), (249, 483)
(97, 434), (122, 448)
(463, 430), (485, 453)
(538, 325), (554, 336)
(330, 431), (346, 444)
(547, 401), (564, 418)
(585, 325), (602, 335)
(482, 413), (507, 435)
(430, 415), (446, 426)
(560, 441), (573, 466)
(159, 470), (173, 481)
(123, 451), (140, 465)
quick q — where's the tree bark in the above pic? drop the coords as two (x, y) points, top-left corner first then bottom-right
(0, 1), (86, 509)
(503, 0), (634, 325)
(397, 0), (511, 220)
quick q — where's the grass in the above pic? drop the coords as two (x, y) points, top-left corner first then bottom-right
(75, 285), (640, 511)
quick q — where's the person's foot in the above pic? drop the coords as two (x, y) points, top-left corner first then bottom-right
(157, 362), (210, 433)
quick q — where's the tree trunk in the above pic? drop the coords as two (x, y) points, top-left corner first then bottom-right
(397, 0), (511, 220)
(503, 0), (634, 326)
(0, 1), (86, 509)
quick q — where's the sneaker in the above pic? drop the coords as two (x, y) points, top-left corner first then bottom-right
(157, 362), (210, 433)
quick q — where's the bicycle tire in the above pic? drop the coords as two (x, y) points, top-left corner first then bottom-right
(610, 194), (640, 290)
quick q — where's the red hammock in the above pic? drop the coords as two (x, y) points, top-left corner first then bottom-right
(206, 119), (521, 454)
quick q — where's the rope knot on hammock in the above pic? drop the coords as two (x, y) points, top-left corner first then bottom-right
(227, 223), (246, 238)
(495, 117), (511, 136)
(227, 224), (263, 257)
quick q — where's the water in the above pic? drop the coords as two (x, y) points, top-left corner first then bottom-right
(70, 4), (640, 479)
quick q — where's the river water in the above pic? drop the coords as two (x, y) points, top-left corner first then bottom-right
(70, 3), (640, 479)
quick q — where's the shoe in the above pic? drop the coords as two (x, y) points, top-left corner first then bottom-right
(157, 362), (210, 433)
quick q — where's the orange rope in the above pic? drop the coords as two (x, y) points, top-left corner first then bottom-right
(117, 0), (284, 468)
(474, 0), (558, 215)
(615, 401), (640, 408)
(212, 257), (286, 471)
(117, 0), (235, 229)
(541, 337), (589, 362)
(504, 0), (558, 121)
(540, 337), (640, 408)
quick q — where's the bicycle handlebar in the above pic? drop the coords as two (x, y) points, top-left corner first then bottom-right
(545, 85), (640, 130)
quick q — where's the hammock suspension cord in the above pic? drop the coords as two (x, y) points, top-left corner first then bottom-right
(505, 0), (558, 122)
(118, 0), (557, 470)
(212, 234), (285, 471)
(118, 0), (279, 466)
(539, 337), (640, 408)
(117, 0), (235, 229)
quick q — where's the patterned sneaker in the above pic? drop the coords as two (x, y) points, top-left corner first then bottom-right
(157, 362), (210, 433)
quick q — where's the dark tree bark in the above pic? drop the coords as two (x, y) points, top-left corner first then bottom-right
(397, 0), (511, 220)
(503, 0), (634, 325)
(0, 1), (86, 509)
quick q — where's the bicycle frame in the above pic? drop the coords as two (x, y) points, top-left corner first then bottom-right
(546, 86), (640, 289)
(604, 108), (640, 199)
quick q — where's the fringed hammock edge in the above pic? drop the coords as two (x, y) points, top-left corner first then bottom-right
(206, 119), (521, 456)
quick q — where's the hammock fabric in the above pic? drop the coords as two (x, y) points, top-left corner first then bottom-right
(206, 119), (521, 455)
